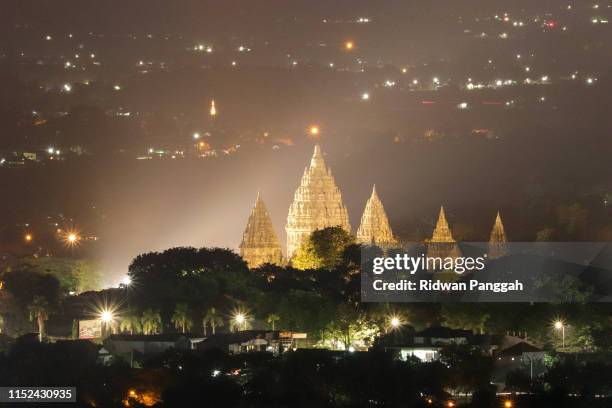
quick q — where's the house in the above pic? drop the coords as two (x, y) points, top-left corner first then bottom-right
(377, 326), (502, 362)
(104, 333), (204, 363)
(493, 341), (546, 383)
(197, 330), (307, 355)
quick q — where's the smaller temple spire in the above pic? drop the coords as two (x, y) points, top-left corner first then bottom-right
(240, 192), (283, 268)
(356, 185), (396, 246)
(209, 99), (217, 117)
(426, 206), (461, 272)
(488, 211), (508, 259)
(489, 211), (507, 243)
(430, 206), (455, 243)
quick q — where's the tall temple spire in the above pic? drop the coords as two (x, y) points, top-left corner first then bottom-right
(285, 144), (351, 259)
(429, 206), (455, 243)
(356, 185), (396, 246)
(240, 192), (283, 268)
(488, 211), (508, 259)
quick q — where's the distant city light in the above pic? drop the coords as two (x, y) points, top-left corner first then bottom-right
(412, 79), (419, 85)
(63, 84), (72, 92)
(361, 92), (370, 101)
(24, 233), (33, 243)
(309, 125), (320, 137)
(114, 85), (121, 91)
(432, 77), (440, 84)
(45, 35), (52, 41)
(193, 133), (200, 139)
(63, 231), (81, 248)
(210, 99), (217, 116)
(344, 41), (354, 51)
(121, 276), (132, 287)
(458, 102), (468, 109)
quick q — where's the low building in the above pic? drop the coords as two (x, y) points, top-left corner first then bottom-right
(378, 326), (502, 362)
(104, 333), (204, 362)
(493, 341), (546, 384)
(198, 330), (306, 355)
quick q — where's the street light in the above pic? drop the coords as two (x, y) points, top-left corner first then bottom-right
(232, 310), (249, 331)
(387, 314), (403, 332)
(504, 400), (513, 408)
(101, 310), (113, 323)
(554, 320), (565, 349)
(63, 230), (81, 248)
(344, 41), (354, 51)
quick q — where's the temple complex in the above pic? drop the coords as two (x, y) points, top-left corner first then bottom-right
(238, 146), (508, 269)
(285, 145), (351, 259)
(356, 185), (396, 246)
(239, 192), (283, 268)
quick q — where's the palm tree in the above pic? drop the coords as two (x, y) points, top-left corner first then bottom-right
(266, 313), (280, 331)
(141, 309), (162, 335)
(171, 303), (193, 333)
(28, 296), (49, 342)
(120, 312), (142, 334)
(202, 307), (224, 336)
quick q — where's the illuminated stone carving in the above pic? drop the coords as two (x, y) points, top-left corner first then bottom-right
(356, 185), (396, 246)
(285, 145), (351, 258)
(240, 192), (283, 268)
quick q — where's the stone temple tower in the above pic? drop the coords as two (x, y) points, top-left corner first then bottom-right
(239, 192), (283, 268)
(285, 145), (351, 259)
(356, 185), (396, 246)
(488, 211), (508, 259)
(429, 206), (455, 244)
(426, 206), (462, 271)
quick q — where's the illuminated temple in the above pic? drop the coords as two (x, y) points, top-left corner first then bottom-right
(239, 192), (284, 268)
(285, 144), (351, 258)
(488, 211), (507, 259)
(426, 206), (462, 270)
(356, 185), (396, 246)
(238, 145), (508, 268)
